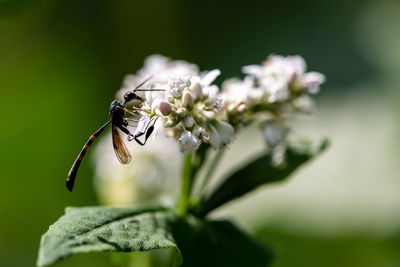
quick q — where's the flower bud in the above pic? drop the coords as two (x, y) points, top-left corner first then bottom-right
(183, 116), (194, 128)
(215, 120), (234, 146)
(176, 107), (187, 118)
(263, 121), (288, 147)
(182, 91), (194, 108)
(237, 103), (247, 113)
(159, 100), (172, 116)
(191, 82), (203, 100)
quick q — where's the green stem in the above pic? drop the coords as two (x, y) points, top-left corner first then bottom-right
(199, 148), (225, 196)
(178, 153), (192, 216)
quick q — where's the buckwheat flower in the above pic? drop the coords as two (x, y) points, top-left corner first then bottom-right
(176, 107), (187, 118)
(301, 71), (326, 94)
(183, 116), (195, 128)
(221, 77), (255, 106)
(207, 125), (221, 149)
(242, 55), (325, 103)
(293, 94), (316, 114)
(133, 55), (198, 85)
(204, 90), (222, 112)
(263, 121), (289, 148)
(117, 55), (199, 100)
(190, 69), (221, 96)
(179, 130), (201, 154)
(191, 82), (203, 100)
(214, 120), (234, 146)
(193, 126), (207, 139)
(168, 76), (191, 98)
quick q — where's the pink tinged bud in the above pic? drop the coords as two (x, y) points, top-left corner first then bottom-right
(159, 101), (172, 116)
(237, 103), (247, 113)
(182, 91), (194, 108)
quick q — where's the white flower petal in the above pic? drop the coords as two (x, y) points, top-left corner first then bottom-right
(263, 122), (289, 147)
(179, 130), (201, 154)
(215, 120), (234, 145)
(301, 72), (326, 94)
(202, 69), (221, 86)
(208, 125), (221, 148)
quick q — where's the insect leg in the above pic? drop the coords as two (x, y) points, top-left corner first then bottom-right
(133, 117), (158, 146)
(116, 106), (140, 116)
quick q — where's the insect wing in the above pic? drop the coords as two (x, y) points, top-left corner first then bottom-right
(111, 124), (132, 164)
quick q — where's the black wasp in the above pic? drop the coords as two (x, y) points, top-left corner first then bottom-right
(66, 77), (163, 192)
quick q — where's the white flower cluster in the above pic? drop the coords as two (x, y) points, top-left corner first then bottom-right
(222, 55), (325, 121)
(119, 55), (234, 154)
(221, 55), (325, 147)
(118, 54), (324, 154)
(93, 54), (325, 205)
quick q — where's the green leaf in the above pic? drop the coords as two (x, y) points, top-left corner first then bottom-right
(197, 138), (329, 216)
(171, 216), (274, 267)
(37, 205), (181, 267)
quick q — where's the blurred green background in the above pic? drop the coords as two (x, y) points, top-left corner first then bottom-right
(1, 0), (400, 266)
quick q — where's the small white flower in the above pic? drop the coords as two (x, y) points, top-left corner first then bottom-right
(179, 130), (201, 154)
(168, 76), (190, 98)
(207, 125), (221, 149)
(242, 55), (309, 103)
(193, 126), (207, 139)
(191, 82), (203, 100)
(263, 121), (289, 147)
(183, 116), (195, 128)
(294, 94), (316, 114)
(190, 69), (220, 98)
(221, 77), (255, 106)
(176, 107), (187, 117)
(204, 91), (222, 112)
(301, 72), (326, 94)
(214, 120), (234, 146)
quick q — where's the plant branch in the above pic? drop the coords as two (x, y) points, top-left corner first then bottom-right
(178, 153), (193, 216)
(198, 148), (225, 196)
